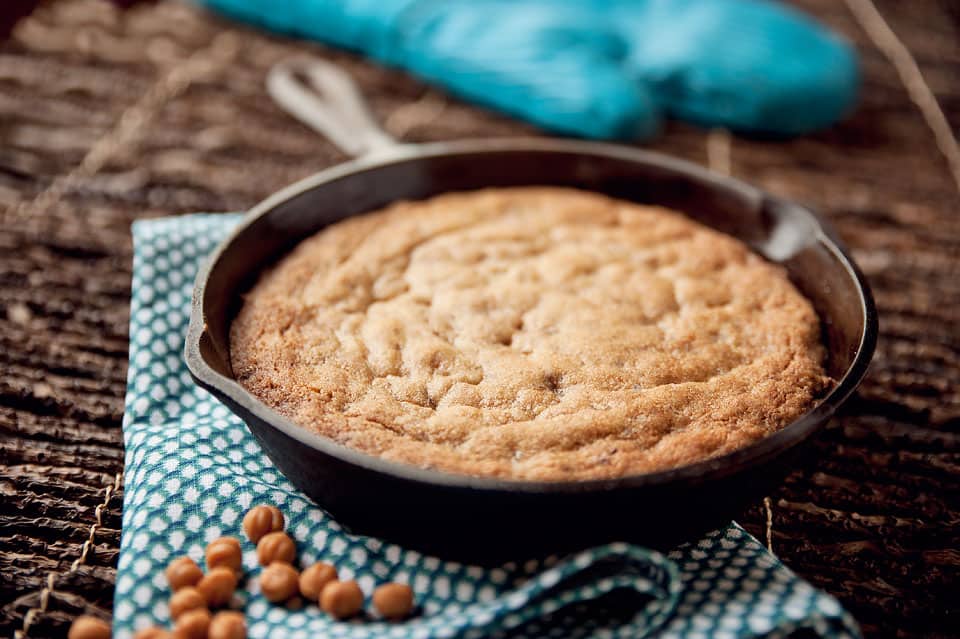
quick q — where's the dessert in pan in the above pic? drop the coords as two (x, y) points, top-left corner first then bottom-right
(230, 187), (830, 482)
(186, 60), (875, 558)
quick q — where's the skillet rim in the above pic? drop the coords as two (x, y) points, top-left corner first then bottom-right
(184, 137), (878, 494)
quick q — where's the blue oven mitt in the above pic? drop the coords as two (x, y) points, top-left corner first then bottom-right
(199, 0), (858, 140)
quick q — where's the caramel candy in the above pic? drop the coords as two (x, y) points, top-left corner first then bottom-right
(206, 537), (243, 573)
(208, 611), (246, 639)
(256, 531), (295, 566)
(68, 616), (111, 639)
(165, 557), (203, 591)
(242, 505), (284, 544)
(298, 562), (337, 601)
(173, 608), (211, 639)
(169, 587), (206, 620)
(259, 562), (300, 603)
(373, 582), (415, 620)
(196, 566), (238, 608)
(320, 580), (364, 620)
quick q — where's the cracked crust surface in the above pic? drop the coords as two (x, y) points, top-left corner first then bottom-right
(230, 187), (829, 480)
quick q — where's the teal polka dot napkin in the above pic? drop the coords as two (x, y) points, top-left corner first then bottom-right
(116, 214), (861, 639)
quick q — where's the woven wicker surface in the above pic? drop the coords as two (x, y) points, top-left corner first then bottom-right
(0, 1), (957, 637)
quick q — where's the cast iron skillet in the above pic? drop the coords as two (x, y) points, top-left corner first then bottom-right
(185, 59), (876, 562)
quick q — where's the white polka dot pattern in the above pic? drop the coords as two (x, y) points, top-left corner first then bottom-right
(115, 214), (861, 639)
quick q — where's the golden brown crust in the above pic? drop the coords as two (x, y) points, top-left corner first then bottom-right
(230, 187), (829, 480)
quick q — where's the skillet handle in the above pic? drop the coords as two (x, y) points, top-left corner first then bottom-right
(267, 58), (399, 158)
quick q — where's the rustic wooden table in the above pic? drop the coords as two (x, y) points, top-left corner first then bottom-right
(1, 1), (957, 637)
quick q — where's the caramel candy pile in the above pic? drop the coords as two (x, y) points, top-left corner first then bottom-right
(131, 538), (245, 639)
(69, 503), (417, 638)
(242, 504), (416, 621)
